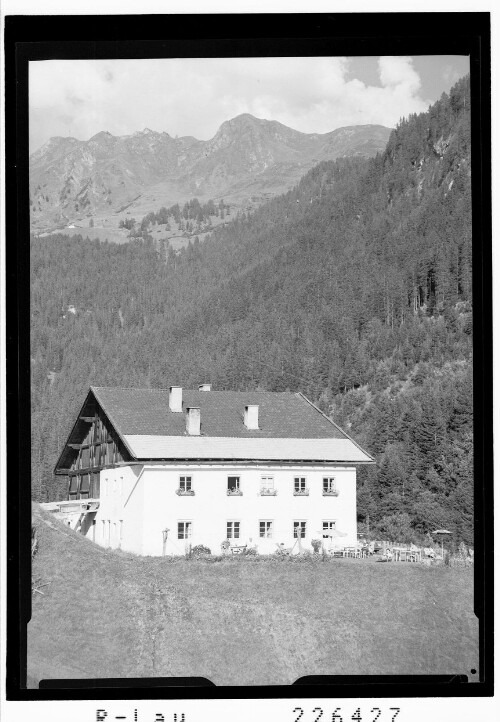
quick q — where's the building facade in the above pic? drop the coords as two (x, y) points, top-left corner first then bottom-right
(52, 385), (374, 555)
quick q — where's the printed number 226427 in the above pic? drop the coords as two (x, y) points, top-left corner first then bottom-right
(292, 708), (401, 722)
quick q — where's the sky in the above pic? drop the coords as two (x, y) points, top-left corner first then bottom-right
(29, 55), (470, 153)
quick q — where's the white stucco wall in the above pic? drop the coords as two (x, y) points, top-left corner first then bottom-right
(86, 465), (144, 553)
(89, 463), (357, 556)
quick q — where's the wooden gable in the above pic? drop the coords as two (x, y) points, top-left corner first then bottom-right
(54, 390), (133, 500)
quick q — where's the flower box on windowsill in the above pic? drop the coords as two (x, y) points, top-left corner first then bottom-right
(227, 489), (243, 496)
(176, 489), (195, 496)
(323, 490), (339, 496)
(260, 489), (278, 496)
(293, 490), (309, 496)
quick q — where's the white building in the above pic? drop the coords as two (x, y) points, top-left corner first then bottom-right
(52, 385), (374, 555)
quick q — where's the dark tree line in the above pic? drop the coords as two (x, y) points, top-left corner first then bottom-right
(122, 197), (231, 240)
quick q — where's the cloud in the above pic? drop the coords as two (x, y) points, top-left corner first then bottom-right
(379, 56), (421, 92)
(67, 93), (85, 107)
(29, 56), (431, 153)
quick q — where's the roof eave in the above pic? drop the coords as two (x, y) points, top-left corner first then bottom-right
(53, 389), (96, 475)
(133, 457), (375, 464)
(296, 391), (375, 463)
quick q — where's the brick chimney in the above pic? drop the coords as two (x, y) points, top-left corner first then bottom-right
(186, 407), (201, 435)
(198, 383), (211, 391)
(169, 386), (183, 412)
(244, 405), (259, 430)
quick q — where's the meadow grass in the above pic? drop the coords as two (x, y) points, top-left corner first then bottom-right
(28, 505), (478, 686)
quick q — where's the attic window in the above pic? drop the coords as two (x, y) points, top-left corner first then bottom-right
(244, 405), (259, 430)
(186, 407), (201, 435)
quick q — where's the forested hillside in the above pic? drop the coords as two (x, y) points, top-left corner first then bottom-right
(31, 76), (473, 545)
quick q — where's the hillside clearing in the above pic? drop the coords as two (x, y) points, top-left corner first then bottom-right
(28, 505), (478, 687)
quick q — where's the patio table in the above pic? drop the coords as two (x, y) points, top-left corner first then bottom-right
(393, 547), (422, 562)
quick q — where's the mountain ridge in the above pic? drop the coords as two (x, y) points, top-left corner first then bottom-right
(30, 114), (391, 232)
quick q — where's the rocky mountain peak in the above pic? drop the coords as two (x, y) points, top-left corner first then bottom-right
(89, 130), (114, 141)
(30, 115), (392, 232)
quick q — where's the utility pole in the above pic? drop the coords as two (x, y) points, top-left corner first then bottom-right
(162, 528), (169, 557)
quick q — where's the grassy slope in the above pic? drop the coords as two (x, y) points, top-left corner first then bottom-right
(29, 505), (478, 687)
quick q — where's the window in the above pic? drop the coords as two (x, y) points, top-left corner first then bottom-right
(294, 477), (307, 493)
(227, 476), (240, 492)
(80, 474), (90, 497)
(260, 476), (274, 491)
(259, 520), (273, 538)
(179, 476), (192, 492)
(322, 520), (337, 538)
(90, 472), (99, 498)
(293, 521), (307, 538)
(323, 477), (337, 494)
(81, 446), (90, 468)
(178, 521), (192, 540)
(226, 521), (240, 539)
(102, 520), (106, 541)
(68, 476), (78, 496)
(113, 477), (117, 493)
(120, 477), (123, 495)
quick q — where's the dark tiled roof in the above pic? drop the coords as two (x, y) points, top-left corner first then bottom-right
(91, 386), (346, 439)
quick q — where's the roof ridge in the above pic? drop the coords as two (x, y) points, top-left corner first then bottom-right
(91, 385), (296, 394)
